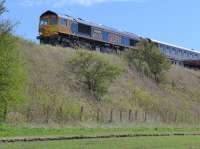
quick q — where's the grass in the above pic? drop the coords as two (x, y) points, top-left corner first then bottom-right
(6, 38), (199, 125)
(1, 136), (200, 149)
(1, 124), (200, 138)
(2, 38), (199, 125)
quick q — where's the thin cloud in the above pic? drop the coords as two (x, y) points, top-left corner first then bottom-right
(19, 0), (146, 7)
(69, 0), (143, 6)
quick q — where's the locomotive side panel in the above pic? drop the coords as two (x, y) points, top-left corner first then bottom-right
(70, 21), (78, 34)
(92, 28), (103, 41)
(57, 18), (71, 35)
(91, 28), (110, 43)
(121, 36), (130, 46)
(77, 23), (92, 37)
(102, 31), (109, 42)
(108, 33), (121, 45)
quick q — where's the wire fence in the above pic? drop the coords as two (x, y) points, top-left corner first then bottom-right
(79, 106), (200, 124)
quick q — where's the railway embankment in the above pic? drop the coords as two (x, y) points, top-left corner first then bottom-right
(3, 38), (200, 126)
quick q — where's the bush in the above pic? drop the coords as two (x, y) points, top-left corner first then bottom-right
(6, 112), (27, 125)
(0, 34), (26, 122)
(125, 39), (171, 82)
(69, 50), (123, 101)
(0, 1), (26, 122)
(0, 0), (13, 35)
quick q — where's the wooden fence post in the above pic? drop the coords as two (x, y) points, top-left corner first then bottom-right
(129, 110), (132, 122)
(120, 110), (123, 122)
(80, 106), (84, 121)
(97, 109), (100, 123)
(134, 110), (138, 121)
(163, 111), (168, 123)
(174, 112), (177, 123)
(109, 109), (113, 123)
(144, 111), (147, 122)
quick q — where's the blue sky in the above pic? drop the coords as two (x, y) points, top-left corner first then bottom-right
(5, 0), (200, 50)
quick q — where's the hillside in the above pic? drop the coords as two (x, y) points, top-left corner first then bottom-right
(8, 39), (200, 126)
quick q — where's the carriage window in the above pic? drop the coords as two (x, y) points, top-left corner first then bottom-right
(40, 18), (48, 25)
(181, 50), (184, 56)
(50, 18), (57, 25)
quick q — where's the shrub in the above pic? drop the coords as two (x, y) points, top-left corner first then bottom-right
(0, 1), (26, 122)
(0, 0), (13, 35)
(0, 34), (26, 122)
(125, 39), (171, 81)
(68, 50), (123, 101)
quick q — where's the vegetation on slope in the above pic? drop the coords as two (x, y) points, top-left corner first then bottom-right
(69, 50), (123, 101)
(2, 38), (199, 126)
(125, 39), (171, 82)
(0, 0), (26, 122)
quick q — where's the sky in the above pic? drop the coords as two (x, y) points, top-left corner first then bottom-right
(4, 0), (200, 50)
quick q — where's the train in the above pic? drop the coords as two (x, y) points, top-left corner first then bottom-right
(37, 10), (200, 68)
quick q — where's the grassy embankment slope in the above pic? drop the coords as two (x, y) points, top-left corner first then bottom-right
(5, 38), (200, 127)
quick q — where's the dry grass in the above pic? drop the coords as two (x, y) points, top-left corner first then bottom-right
(8, 38), (200, 126)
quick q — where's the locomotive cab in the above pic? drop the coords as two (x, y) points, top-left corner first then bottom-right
(39, 11), (59, 38)
(38, 10), (72, 45)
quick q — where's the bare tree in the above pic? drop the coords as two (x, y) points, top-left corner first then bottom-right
(0, 0), (13, 35)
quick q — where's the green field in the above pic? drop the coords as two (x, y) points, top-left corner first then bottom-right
(1, 125), (200, 149)
(1, 136), (200, 149)
(1, 124), (200, 138)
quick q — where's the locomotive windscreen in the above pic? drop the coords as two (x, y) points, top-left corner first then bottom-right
(78, 23), (91, 36)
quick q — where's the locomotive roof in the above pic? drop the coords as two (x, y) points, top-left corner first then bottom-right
(40, 10), (58, 18)
(75, 18), (141, 40)
(152, 39), (200, 54)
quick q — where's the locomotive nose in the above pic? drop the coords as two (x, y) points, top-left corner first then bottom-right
(39, 25), (57, 37)
(39, 27), (45, 34)
(39, 26), (49, 36)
